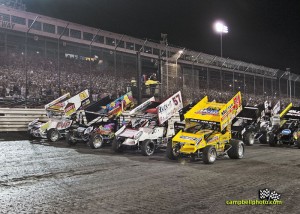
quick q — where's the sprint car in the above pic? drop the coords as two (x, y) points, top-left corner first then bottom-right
(266, 105), (300, 148)
(28, 90), (90, 142)
(231, 104), (264, 145)
(112, 91), (184, 156)
(66, 92), (134, 148)
(167, 92), (245, 164)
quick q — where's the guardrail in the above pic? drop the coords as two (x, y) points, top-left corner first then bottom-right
(0, 108), (48, 132)
(0, 108), (180, 132)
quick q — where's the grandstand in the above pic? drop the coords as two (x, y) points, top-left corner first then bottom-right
(0, 3), (299, 107)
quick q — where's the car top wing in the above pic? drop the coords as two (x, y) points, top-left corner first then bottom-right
(283, 107), (300, 120)
(236, 106), (262, 121)
(157, 91), (183, 125)
(184, 92), (242, 131)
(129, 96), (156, 115)
(45, 90), (90, 116)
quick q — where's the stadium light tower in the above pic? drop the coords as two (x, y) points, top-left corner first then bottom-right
(214, 21), (228, 58)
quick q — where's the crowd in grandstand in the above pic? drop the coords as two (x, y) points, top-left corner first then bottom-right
(0, 50), (300, 108)
(0, 51), (131, 103)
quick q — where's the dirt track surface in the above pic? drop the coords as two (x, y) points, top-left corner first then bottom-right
(0, 133), (299, 214)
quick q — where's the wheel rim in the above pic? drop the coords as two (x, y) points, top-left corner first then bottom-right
(51, 131), (59, 141)
(208, 149), (217, 162)
(238, 143), (244, 157)
(172, 145), (180, 157)
(146, 142), (155, 155)
(93, 135), (103, 148)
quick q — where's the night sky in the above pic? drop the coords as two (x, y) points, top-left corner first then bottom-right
(23, 0), (300, 74)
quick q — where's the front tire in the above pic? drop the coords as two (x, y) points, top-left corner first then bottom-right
(166, 140), (180, 160)
(89, 133), (104, 149)
(112, 138), (123, 153)
(47, 128), (60, 142)
(227, 139), (245, 159)
(202, 145), (217, 164)
(244, 132), (255, 146)
(141, 140), (156, 156)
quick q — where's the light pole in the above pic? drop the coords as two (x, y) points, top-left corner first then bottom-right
(278, 71), (288, 99)
(214, 21), (228, 58)
(114, 34), (125, 95)
(57, 23), (69, 96)
(287, 68), (291, 102)
(214, 21), (228, 92)
(294, 77), (299, 99)
(89, 28), (101, 93)
(175, 50), (184, 92)
(25, 15), (39, 108)
(161, 33), (168, 97)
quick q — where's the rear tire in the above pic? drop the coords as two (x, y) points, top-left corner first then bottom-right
(66, 132), (77, 146)
(244, 132), (255, 146)
(89, 133), (104, 149)
(141, 140), (156, 156)
(228, 139), (244, 159)
(267, 132), (277, 147)
(297, 138), (300, 149)
(47, 128), (60, 142)
(202, 145), (217, 164)
(259, 133), (267, 144)
(166, 140), (180, 160)
(112, 138), (123, 153)
(27, 130), (34, 140)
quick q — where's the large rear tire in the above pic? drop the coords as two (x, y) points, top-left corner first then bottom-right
(112, 138), (123, 153)
(141, 140), (156, 156)
(244, 132), (255, 146)
(66, 132), (77, 146)
(267, 132), (277, 147)
(89, 133), (104, 149)
(227, 139), (245, 159)
(297, 138), (300, 149)
(202, 145), (217, 164)
(259, 133), (267, 144)
(47, 128), (59, 142)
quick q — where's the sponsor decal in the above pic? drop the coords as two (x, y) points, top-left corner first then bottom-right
(179, 135), (202, 145)
(271, 101), (281, 116)
(64, 103), (75, 116)
(286, 110), (300, 117)
(190, 119), (217, 125)
(158, 91), (183, 124)
(56, 120), (72, 130)
(79, 91), (88, 101)
(281, 129), (291, 135)
(207, 135), (219, 143)
(81, 99), (90, 108)
(196, 107), (219, 115)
